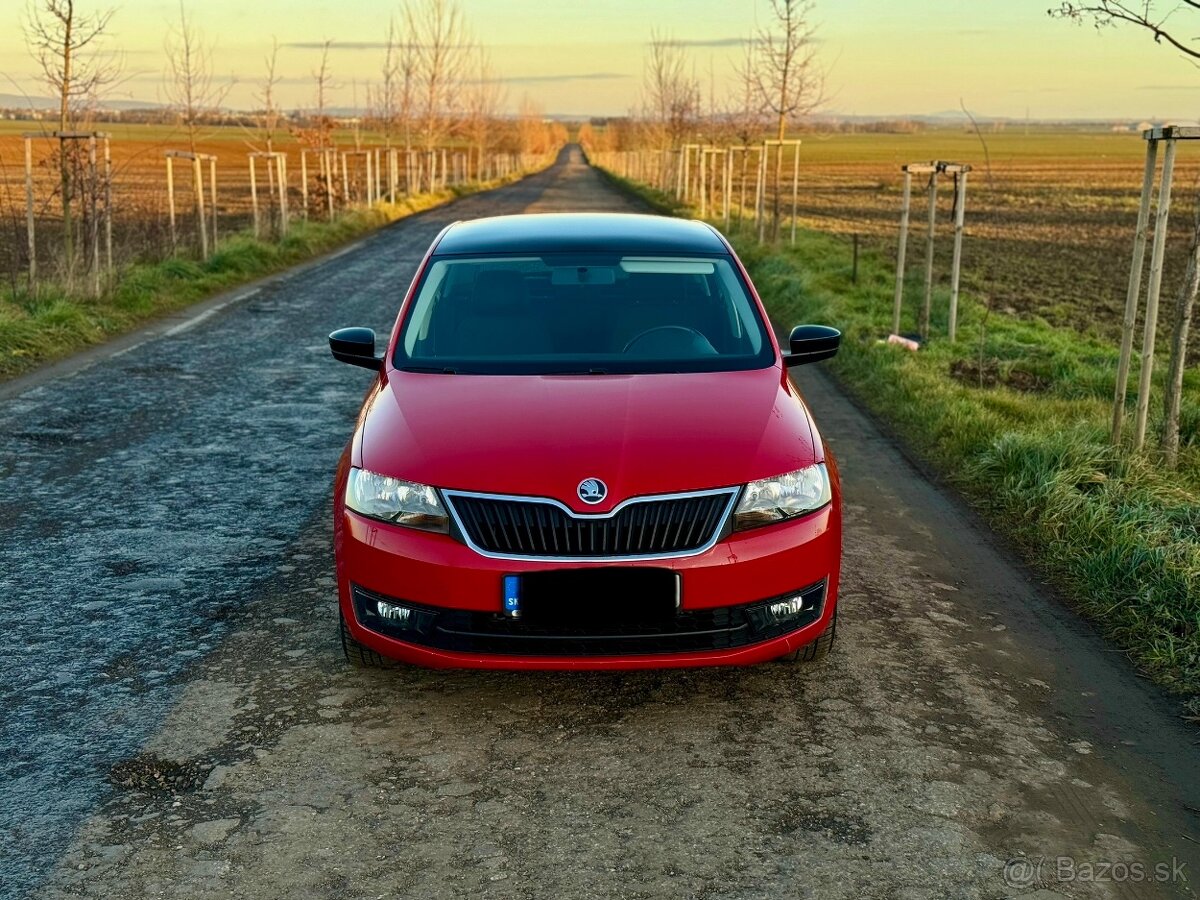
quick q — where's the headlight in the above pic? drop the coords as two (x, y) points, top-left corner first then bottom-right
(733, 463), (831, 531)
(345, 467), (449, 533)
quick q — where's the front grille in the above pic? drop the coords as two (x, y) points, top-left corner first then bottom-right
(444, 489), (736, 559)
(351, 580), (827, 657)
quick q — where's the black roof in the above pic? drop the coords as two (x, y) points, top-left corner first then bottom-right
(434, 213), (728, 256)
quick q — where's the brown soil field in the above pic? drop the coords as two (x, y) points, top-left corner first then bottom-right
(779, 130), (1200, 346)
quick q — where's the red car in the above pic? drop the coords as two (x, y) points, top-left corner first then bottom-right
(329, 213), (842, 670)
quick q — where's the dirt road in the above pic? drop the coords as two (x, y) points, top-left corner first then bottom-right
(3, 147), (1197, 899)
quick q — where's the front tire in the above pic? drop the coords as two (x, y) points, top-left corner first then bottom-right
(340, 611), (395, 669)
(776, 609), (837, 664)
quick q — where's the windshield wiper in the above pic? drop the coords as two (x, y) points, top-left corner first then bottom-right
(546, 368), (609, 375)
(398, 366), (458, 374)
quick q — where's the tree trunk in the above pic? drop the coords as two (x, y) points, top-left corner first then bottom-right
(1160, 197), (1200, 468)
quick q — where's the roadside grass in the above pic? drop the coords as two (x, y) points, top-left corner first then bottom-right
(601, 167), (1200, 699)
(0, 175), (526, 382)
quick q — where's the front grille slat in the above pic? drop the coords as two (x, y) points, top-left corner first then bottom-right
(449, 490), (732, 559)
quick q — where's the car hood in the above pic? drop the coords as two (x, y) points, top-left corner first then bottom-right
(359, 368), (818, 513)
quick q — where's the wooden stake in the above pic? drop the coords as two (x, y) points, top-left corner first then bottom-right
(194, 156), (209, 259)
(920, 171), (939, 341)
(948, 170), (968, 342)
(756, 147), (767, 244)
(734, 148), (744, 230)
(892, 171), (912, 335)
(88, 135), (99, 297)
(1133, 138), (1178, 451)
(103, 137), (113, 277)
(300, 152), (309, 219)
(325, 151), (334, 219)
(24, 137), (35, 285)
(249, 157), (260, 238)
(1112, 138), (1159, 443)
(277, 155), (289, 236)
(209, 157), (218, 249)
(166, 156), (177, 251)
(723, 150), (732, 231)
(790, 142), (800, 245)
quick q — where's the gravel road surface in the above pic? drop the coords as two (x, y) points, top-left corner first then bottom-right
(2, 147), (1197, 899)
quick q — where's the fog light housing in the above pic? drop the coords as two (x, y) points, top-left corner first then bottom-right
(747, 580), (827, 636)
(768, 595), (811, 621)
(351, 585), (433, 638)
(377, 600), (413, 626)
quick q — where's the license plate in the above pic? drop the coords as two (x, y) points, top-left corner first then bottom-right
(504, 568), (679, 626)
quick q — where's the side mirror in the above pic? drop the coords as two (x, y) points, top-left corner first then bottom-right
(329, 327), (383, 371)
(783, 325), (841, 367)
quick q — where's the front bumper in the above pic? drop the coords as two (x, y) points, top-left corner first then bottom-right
(335, 503), (840, 670)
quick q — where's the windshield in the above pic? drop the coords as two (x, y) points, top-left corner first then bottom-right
(393, 253), (774, 375)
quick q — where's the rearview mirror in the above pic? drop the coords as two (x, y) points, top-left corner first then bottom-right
(329, 327), (383, 371)
(783, 325), (841, 367)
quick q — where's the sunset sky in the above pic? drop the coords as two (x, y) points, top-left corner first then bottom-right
(3, 0), (1198, 120)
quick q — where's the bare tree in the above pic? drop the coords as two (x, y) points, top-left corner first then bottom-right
(351, 78), (363, 151)
(255, 37), (282, 153)
(753, 0), (822, 141)
(1053, 1), (1198, 462)
(376, 18), (402, 150)
(730, 35), (765, 145)
(463, 45), (504, 178)
(406, 0), (468, 154)
(164, 0), (230, 153)
(312, 38), (334, 151)
(1052, 2), (1200, 58)
(23, 0), (118, 279)
(516, 94), (546, 156)
(643, 31), (700, 148)
(751, 0), (822, 240)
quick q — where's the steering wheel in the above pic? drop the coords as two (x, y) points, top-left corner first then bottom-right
(622, 325), (709, 354)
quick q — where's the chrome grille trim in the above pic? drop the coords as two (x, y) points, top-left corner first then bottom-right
(441, 486), (741, 562)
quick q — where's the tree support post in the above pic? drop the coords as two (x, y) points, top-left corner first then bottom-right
(166, 156), (177, 251)
(103, 136), (113, 279)
(209, 157), (218, 249)
(790, 141), (800, 245)
(249, 157), (260, 238)
(948, 170), (968, 342)
(892, 169), (912, 335)
(193, 156), (209, 260)
(23, 137), (36, 286)
(1112, 138), (1159, 443)
(276, 154), (289, 236)
(1133, 136), (1178, 451)
(920, 170), (939, 341)
(88, 135), (100, 297)
(300, 152), (309, 219)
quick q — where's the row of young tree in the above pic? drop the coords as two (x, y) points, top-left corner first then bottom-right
(14, 0), (564, 291)
(581, 0), (821, 153)
(581, 0), (821, 242)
